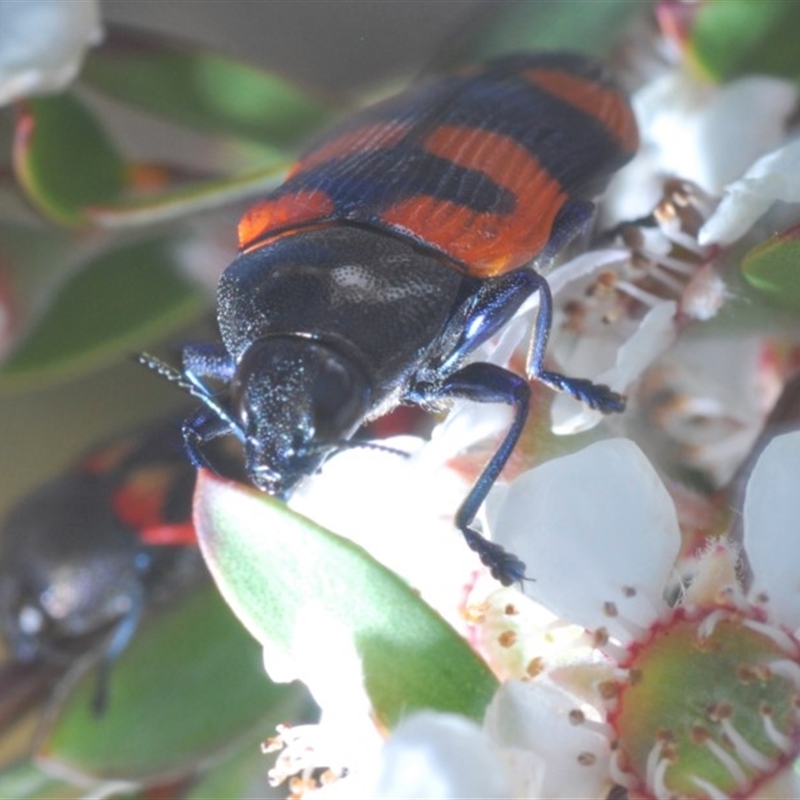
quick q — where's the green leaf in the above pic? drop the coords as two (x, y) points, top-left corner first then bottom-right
(81, 27), (334, 148)
(0, 237), (205, 389)
(195, 472), (499, 729)
(183, 742), (264, 800)
(13, 93), (126, 225)
(87, 160), (290, 229)
(456, 0), (645, 63)
(690, 0), (800, 83)
(741, 221), (800, 311)
(0, 223), (78, 359)
(37, 580), (301, 783)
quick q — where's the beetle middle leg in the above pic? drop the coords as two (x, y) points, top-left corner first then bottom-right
(408, 362), (530, 585)
(433, 268), (625, 415)
(526, 272), (625, 413)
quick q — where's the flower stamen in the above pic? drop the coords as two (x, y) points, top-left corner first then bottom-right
(742, 619), (800, 656)
(568, 707), (614, 738)
(689, 775), (729, 800)
(649, 742), (674, 800)
(641, 259), (689, 294)
(615, 279), (666, 308)
(759, 703), (795, 753)
(609, 748), (637, 788)
(697, 608), (729, 638)
(702, 735), (748, 787)
(718, 718), (775, 771)
(767, 658), (800, 689)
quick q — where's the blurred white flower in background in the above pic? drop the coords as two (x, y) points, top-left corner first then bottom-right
(604, 67), (797, 226)
(0, 0), (102, 107)
(700, 138), (800, 246)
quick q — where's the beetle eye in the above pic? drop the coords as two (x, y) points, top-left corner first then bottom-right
(309, 356), (369, 443)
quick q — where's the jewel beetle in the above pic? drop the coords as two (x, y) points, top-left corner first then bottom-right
(0, 418), (214, 714)
(141, 52), (638, 585)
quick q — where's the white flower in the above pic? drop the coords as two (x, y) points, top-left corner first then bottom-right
(490, 438), (681, 634)
(477, 435), (800, 798)
(700, 138), (800, 246)
(370, 712), (512, 799)
(288, 435), (485, 634)
(273, 437), (800, 798)
(604, 68), (797, 226)
(636, 334), (779, 487)
(0, 0), (102, 106)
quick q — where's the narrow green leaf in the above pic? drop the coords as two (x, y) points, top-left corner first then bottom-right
(37, 580), (298, 783)
(0, 237), (205, 389)
(195, 472), (499, 729)
(457, 0), (645, 62)
(741, 222), (800, 311)
(690, 0), (800, 83)
(13, 93), (125, 225)
(87, 160), (290, 229)
(82, 27), (334, 148)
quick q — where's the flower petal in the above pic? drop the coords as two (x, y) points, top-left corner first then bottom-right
(488, 439), (681, 637)
(700, 139), (800, 246)
(551, 299), (677, 435)
(484, 680), (612, 799)
(371, 712), (512, 799)
(743, 430), (800, 630)
(289, 436), (480, 630)
(0, 0), (102, 106)
(639, 335), (773, 487)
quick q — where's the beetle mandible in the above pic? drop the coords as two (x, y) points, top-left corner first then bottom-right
(141, 52), (638, 585)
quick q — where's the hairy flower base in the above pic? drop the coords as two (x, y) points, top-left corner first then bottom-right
(609, 609), (800, 799)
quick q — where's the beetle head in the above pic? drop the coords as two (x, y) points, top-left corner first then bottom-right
(231, 335), (372, 497)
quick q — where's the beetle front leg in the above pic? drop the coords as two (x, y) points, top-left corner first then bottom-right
(409, 362), (530, 586)
(182, 341), (235, 383)
(181, 406), (242, 471)
(180, 343), (245, 465)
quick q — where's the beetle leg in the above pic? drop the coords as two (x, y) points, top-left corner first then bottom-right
(179, 344), (245, 462)
(526, 273), (625, 413)
(182, 406), (243, 471)
(181, 342), (235, 383)
(91, 593), (144, 716)
(408, 362), (529, 585)
(139, 350), (244, 468)
(434, 270), (537, 375)
(436, 266), (624, 414)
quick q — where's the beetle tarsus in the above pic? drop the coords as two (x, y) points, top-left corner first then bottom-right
(462, 527), (526, 586)
(537, 371), (626, 414)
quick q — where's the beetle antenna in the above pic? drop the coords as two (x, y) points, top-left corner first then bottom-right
(332, 439), (412, 460)
(136, 353), (242, 436)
